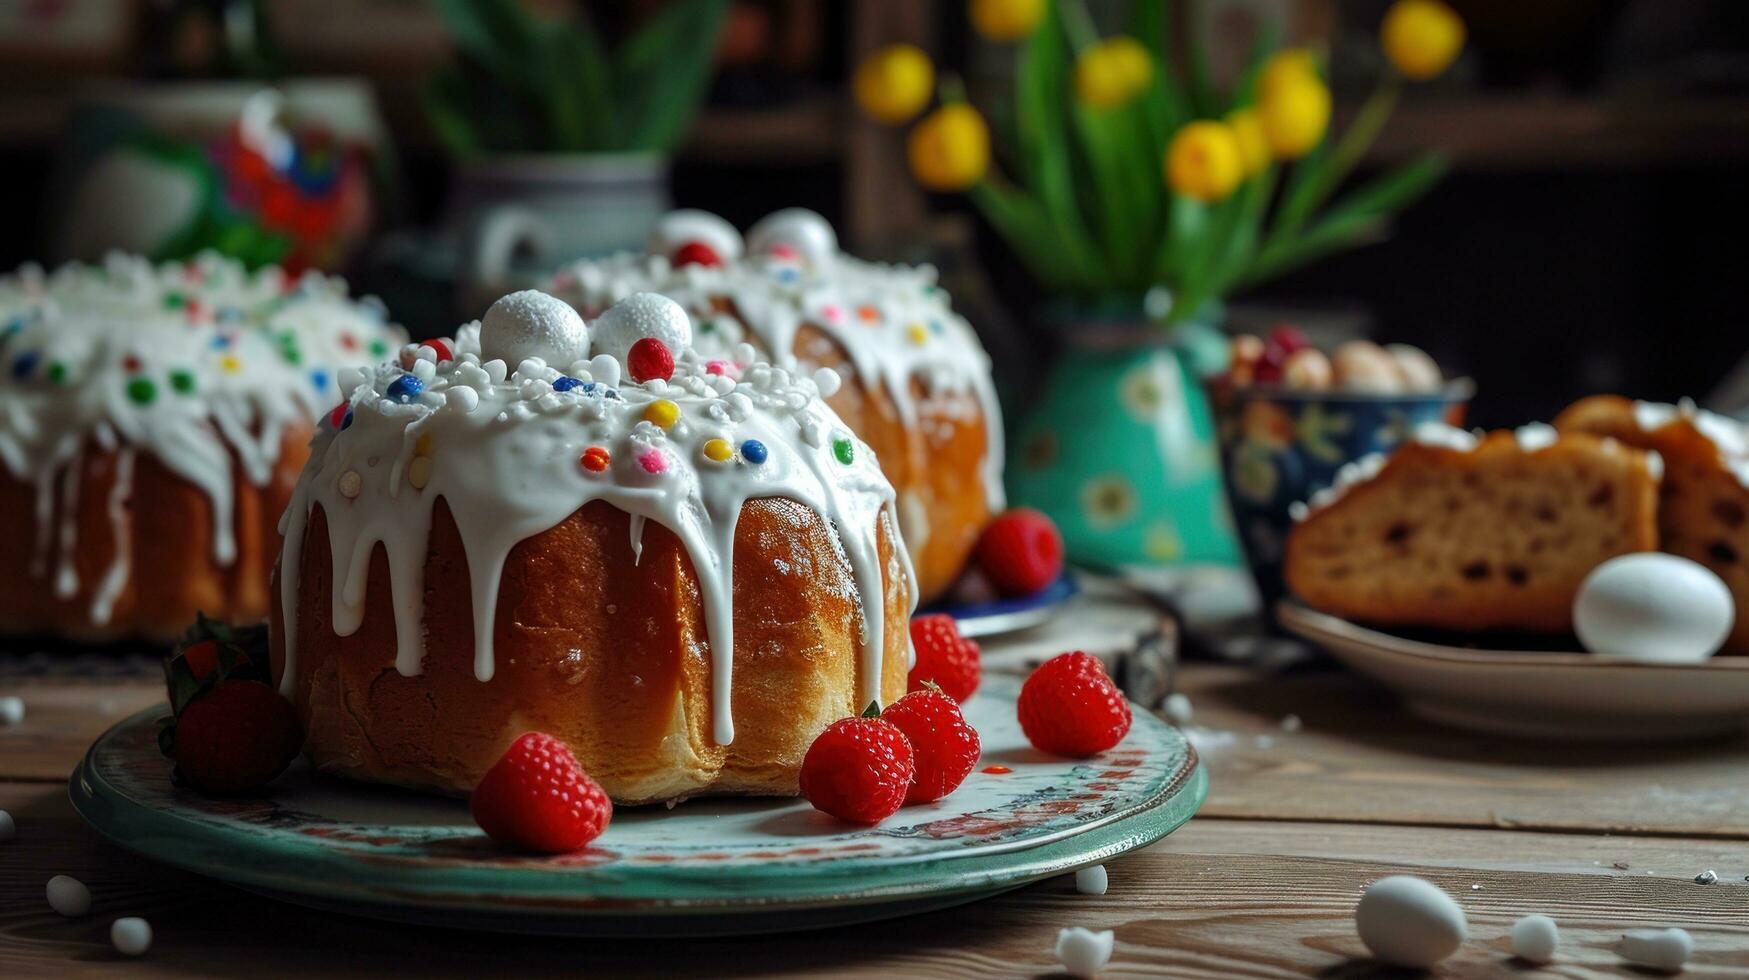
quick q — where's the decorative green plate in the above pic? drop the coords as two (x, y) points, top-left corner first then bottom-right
(70, 676), (1205, 936)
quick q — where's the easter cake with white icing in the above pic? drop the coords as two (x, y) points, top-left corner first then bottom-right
(549, 208), (1002, 602)
(270, 290), (914, 804)
(1285, 424), (1659, 632)
(0, 253), (404, 642)
(1557, 395), (1749, 653)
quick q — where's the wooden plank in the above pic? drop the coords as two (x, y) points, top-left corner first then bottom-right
(1178, 665), (1749, 838)
(0, 679), (162, 782)
(3, 782), (1746, 978)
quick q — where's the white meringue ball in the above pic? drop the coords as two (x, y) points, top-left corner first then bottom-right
(1510, 914), (1559, 964)
(1055, 927), (1114, 978)
(1618, 928), (1692, 972)
(648, 209), (743, 263)
(747, 208), (837, 268)
(479, 290), (588, 368)
(590, 292), (693, 367)
(111, 917), (153, 956)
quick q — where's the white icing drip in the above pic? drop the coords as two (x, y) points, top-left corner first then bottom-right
(550, 211), (1007, 563)
(91, 449), (135, 624)
(0, 253), (404, 621)
(277, 294), (913, 747)
(1514, 422), (1558, 451)
(1633, 399), (1749, 489)
(629, 513), (646, 564)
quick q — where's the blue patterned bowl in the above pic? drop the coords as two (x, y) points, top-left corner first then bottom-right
(1206, 380), (1475, 616)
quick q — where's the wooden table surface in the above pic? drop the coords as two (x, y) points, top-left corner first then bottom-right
(4, 664), (1748, 977)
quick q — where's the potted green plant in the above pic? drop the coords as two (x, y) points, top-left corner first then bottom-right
(426, 0), (727, 303)
(853, 0), (1466, 570)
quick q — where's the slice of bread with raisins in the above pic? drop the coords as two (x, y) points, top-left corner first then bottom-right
(1556, 395), (1749, 653)
(1285, 425), (1659, 632)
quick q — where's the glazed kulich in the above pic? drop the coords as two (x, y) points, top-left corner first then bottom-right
(271, 290), (915, 805)
(1285, 424), (1659, 632)
(549, 208), (1002, 602)
(0, 253), (404, 642)
(1556, 396), (1749, 653)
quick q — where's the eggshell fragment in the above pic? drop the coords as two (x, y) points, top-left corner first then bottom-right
(1510, 914), (1559, 964)
(1574, 554), (1734, 662)
(1354, 875), (1467, 968)
(1618, 928), (1692, 972)
(1055, 927), (1114, 978)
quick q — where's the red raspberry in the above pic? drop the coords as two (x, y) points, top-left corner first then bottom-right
(908, 614), (981, 703)
(881, 688), (980, 804)
(1267, 324), (1309, 354)
(1017, 652), (1132, 758)
(976, 508), (1064, 596)
(672, 242), (723, 268)
(173, 680), (302, 795)
(627, 337), (675, 383)
(799, 715), (914, 823)
(471, 732), (612, 853)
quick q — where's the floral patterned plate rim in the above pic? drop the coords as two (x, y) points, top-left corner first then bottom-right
(70, 675), (1204, 931)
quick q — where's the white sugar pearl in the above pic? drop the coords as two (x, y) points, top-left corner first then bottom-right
(0, 695), (22, 726)
(1162, 693), (1192, 726)
(590, 292), (692, 367)
(446, 387), (479, 413)
(812, 367), (842, 398)
(47, 875), (91, 916)
(111, 917), (152, 956)
(414, 345), (437, 363)
(483, 359), (508, 384)
(0, 809), (14, 840)
(590, 354), (622, 388)
(1511, 914), (1559, 964)
(747, 208), (837, 268)
(1619, 928), (1692, 972)
(516, 357), (547, 379)
(410, 358), (436, 381)
(1055, 927), (1114, 978)
(648, 209), (743, 261)
(1354, 875), (1466, 968)
(1075, 865), (1108, 896)
(479, 290), (588, 368)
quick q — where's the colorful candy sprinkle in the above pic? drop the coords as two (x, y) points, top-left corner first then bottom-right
(126, 378), (156, 405)
(386, 375), (424, 403)
(122, 355), (142, 373)
(170, 370), (196, 394)
(906, 323), (928, 345)
(580, 447), (611, 472)
(638, 450), (669, 474)
(552, 376), (585, 392)
(309, 369), (329, 391)
(328, 402), (349, 428)
(338, 470), (362, 498)
(220, 355), (242, 374)
(857, 305), (880, 323)
(703, 438), (734, 462)
(426, 338), (454, 362)
(10, 352), (37, 379)
(46, 362), (66, 384)
(644, 399), (680, 429)
(741, 439), (768, 464)
(833, 437), (855, 465)
(704, 360), (732, 376)
(415, 433), (433, 455)
(628, 338), (675, 383)
(408, 456), (433, 490)
(673, 242), (722, 268)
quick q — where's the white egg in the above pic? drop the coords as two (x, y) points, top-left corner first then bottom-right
(479, 290), (588, 368)
(1618, 928), (1692, 972)
(47, 874), (91, 917)
(1054, 927), (1114, 978)
(1385, 343), (1444, 391)
(1332, 341), (1405, 394)
(111, 916), (153, 956)
(1354, 875), (1467, 968)
(1074, 865), (1108, 895)
(589, 292), (693, 367)
(1574, 554), (1734, 662)
(746, 208), (838, 268)
(648, 209), (743, 263)
(1511, 914), (1559, 964)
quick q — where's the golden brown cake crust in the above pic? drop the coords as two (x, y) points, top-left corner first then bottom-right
(1285, 431), (1659, 632)
(1557, 395), (1749, 653)
(273, 496), (912, 804)
(0, 426), (308, 643)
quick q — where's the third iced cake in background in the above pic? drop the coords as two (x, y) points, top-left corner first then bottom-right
(548, 208), (1002, 602)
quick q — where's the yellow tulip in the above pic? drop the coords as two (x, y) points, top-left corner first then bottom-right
(1259, 75), (1331, 159)
(1381, 0), (1466, 80)
(1225, 107), (1270, 178)
(969, 0), (1045, 43)
(1075, 37), (1152, 109)
(908, 104), (991, 191)
(1165, 121), (1244, 203)
(853, 44), (935, 124)
(1258, 49), (1320, 100)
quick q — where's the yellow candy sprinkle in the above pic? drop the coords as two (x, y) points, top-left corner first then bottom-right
(408, 456), (433, 490)
(415, 433), (433, 455)
(703, 438), (734, 462)
(219, 354), (242, 374)
(906, 323), (929, 345)
(644, 399), (680, 429)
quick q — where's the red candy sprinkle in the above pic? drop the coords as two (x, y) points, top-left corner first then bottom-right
(627, 338), (675, 383)
(981, 765), (1012, 775)
(122, 355), (142, 373)
(580, 447), (611, 472)
(328, 402), (349, 428)
(672, 242), (723, 268)
(426, 338), (453, 362)
(770, 244), (799, 260)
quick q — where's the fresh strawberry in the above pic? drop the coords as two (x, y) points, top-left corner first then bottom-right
(1017, 652), (1132, 758)
(799, 709), (914, 823)
(976, 508), (1064, 596)
(908, 614), (981, 703)
(179, 639), (221, 681)
(672, 242), (723, 268)
(471, 732), (612, 853)
(172, 680), (302, 795)
(881, 687), (980, 804)
(627, 337), (675, 383)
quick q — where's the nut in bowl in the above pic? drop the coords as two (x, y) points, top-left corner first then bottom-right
(1206, 328), (1473, 613)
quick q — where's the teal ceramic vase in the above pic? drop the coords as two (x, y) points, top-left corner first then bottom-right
(1007, 314), (1240, 570)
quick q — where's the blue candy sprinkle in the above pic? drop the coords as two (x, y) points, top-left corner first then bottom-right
(310, 369), (330, 391)
(552, 376), (584, 392)
(385, 374), (425, 403)
(740, 439), (768, 464)
(11, 351), (40, 379)
(341, 410), (353, 430)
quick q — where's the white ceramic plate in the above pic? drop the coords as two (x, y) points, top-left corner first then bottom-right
(1277, 601), (1749, 740)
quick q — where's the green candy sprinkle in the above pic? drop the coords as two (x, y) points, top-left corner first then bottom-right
(46, 362), (66, 384)
(162, 292), (185, 310)
(170, 370), (196, 394)
(369, 339), (389, 358)
(126, 377), (156, 405)
(833, 438), (854, 465)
